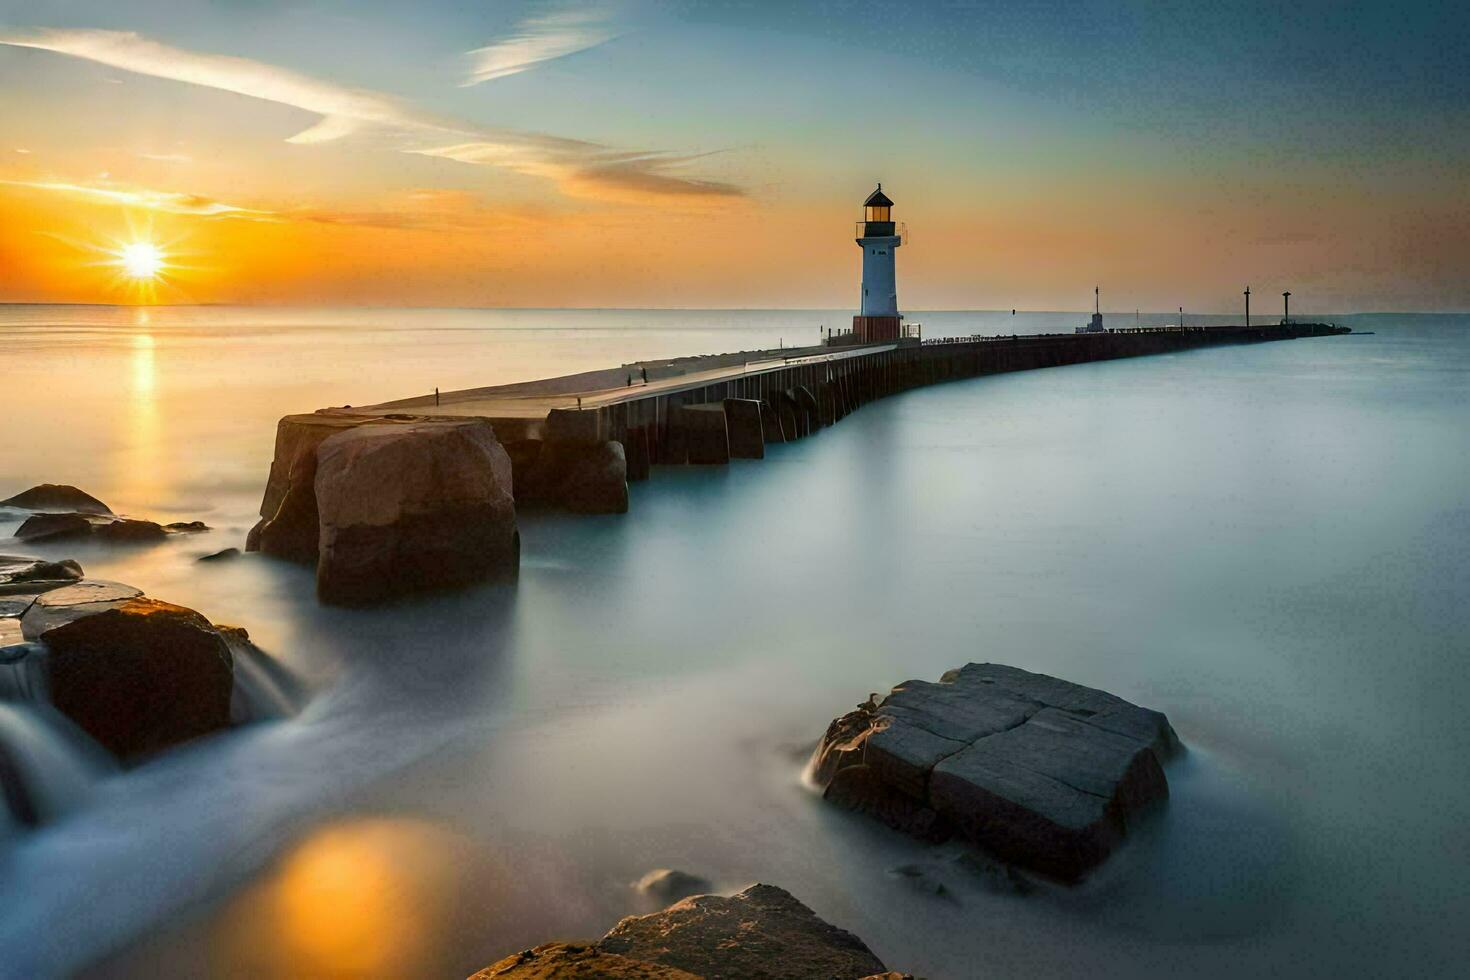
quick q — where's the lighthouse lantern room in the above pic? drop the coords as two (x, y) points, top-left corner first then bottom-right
(853, 184), (904, 343)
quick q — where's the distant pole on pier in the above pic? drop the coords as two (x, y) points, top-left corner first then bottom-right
(1282, 291), (1291, 325)
(1180, 306), (1184, 330)
(1094, 285), (1100, 316)
(1244, 286), (1251, 328)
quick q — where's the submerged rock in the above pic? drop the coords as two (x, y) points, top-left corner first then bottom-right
(474, 884), (892, 980)
(197, 547), (241, 562)
(810, 663), (1178, 883)
(0, 484), (112, 515)
(314, 418), (519, 605)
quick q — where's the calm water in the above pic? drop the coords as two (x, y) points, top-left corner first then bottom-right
(1, 306), (1467, 978)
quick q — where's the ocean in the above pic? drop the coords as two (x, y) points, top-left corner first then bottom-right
(2, 306), (1467, 978)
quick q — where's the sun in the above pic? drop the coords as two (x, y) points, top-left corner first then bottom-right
(118, 241), (165, 280)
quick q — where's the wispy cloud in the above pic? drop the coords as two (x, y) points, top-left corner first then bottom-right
(0, 27), (739, 205)
(0, 178), (274, 218)
(136, 151), (192, 163)
(464, 7), (620, 86)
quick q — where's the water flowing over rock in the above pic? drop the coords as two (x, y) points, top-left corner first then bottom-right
(314, 419), (519, 605)
(0, 484), (112, 515)
(0, 702), (117, 827)
(472, 884), (893, 980)
(810, 663), (1178, 883)
(2, 555), (303, 767)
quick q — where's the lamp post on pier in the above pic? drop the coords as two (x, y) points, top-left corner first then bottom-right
(1244, 286), (1251, 328)
(1282, 290), (1291, 325)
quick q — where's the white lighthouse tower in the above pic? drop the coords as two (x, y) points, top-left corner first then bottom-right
(853, 184), (904, 342)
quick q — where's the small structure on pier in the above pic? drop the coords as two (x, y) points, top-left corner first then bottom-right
(1077, 285), (1105, 334)
(852, 184), (905, 343)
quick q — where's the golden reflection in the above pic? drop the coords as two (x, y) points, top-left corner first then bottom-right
(212, 818), (467, 979)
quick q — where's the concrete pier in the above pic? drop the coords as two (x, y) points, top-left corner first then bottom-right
(318, 322), (1349, 511)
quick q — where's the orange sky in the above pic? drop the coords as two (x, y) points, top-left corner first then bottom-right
(2, 5), (1468, 313)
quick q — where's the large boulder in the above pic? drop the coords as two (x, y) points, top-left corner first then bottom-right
(34, 597), (234, 759)
(313, 419), (519, 605)
(811, 663), (1178, 883)
(0, 484), (112, 515)
(597, 884), (888, 979)
(473, 884), (892, 980)
(14, 512), (103, 542)
(247, 413), (363, 560)
(14, 513), (201, 545)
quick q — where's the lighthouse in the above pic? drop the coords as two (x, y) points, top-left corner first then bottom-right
(852, 184), (904, 342)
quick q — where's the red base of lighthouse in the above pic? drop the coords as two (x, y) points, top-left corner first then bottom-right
(852, 315), (902, 343)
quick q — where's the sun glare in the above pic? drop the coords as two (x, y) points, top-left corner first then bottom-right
(119, 241), (165, 279)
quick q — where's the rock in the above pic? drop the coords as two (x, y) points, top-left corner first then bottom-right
(0, 556), (83, 595)
(780, 389), (810, 438)
(37, 597), (234, 758)
(635, 868), (711, 903)
(543, 408), (604, 445)
(197, 548), (241, 562)
(597, 883), (888, 979)
(13, 513), (202, 546)
(675, 405), (730, 465)
(811, 663), (1177, 882)
(722, 399), (765, 459)
(20, 580), (145, 638)
(0, 484), (112, 515)
(313, 418), (519, 605)
(14, 512), (100, 542)
(94, 518), (166, 542)
(526, 440), (629, 514)
(471, 943), (700, 979)
(165, 521), (210, 533)
(247, 413), (364, 559)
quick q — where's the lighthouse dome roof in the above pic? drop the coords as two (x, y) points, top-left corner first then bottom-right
(863, 185), (893, 207)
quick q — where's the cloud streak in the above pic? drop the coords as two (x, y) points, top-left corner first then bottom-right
(0, 178), (274, 218)
(0, 27), (738, 205)
(464, 8), (620, 86)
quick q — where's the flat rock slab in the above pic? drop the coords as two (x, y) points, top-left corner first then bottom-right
(812, 663), (1178, 882)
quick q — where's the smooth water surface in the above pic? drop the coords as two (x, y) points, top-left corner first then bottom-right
(1, 307), (1467, 978)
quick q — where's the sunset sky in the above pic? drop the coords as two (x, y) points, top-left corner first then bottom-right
(1, 0), (1467, 312)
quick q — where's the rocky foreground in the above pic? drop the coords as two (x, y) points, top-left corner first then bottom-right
(809, 663), (1179, 882)
(472, 884), (907, 979)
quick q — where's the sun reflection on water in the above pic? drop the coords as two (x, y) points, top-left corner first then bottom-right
(210, 818), (467, 978)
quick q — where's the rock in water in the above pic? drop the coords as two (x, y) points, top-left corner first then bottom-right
(247, 413), (361, 561)
(36, 598), (234, 759)
(722, 398), (765, 459)
(811, 663), (1178, 883)
(14, 513), (101, 542)
(0, 484), (112, 515)
(597, 883), (888, 979)
(313, 419), (519, 605)
(525, 440), (629, 514)
(470, 943), (701, 979)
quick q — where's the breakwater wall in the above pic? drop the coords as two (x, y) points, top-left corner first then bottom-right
(546, 322), (1348, 484)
